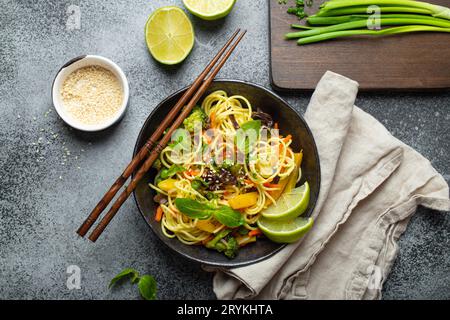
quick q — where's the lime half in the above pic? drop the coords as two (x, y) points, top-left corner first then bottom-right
(145, 6), (195, 65)
(257, 217), (314, 244)
(183, 0), (236, 21)
(262, 182), (310, 220)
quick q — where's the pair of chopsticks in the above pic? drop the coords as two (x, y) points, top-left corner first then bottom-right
(77, 29), (247, 242)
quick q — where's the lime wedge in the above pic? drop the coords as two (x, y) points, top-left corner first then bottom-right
(262, 182), (310, 220)
(145, 6), (195, 65)
(183, 0), (236, 21)
(257, 216), (314, 244)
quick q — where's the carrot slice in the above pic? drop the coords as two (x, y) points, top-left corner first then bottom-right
(264, 182), (280, 188)
(210, 112), (216, 128)
(186, 169), (200, 177)
(244, 179), (255, 186)
(248, 229), (262, 237)
(155, 206), (163, 222)
(283, 135), (292, 143)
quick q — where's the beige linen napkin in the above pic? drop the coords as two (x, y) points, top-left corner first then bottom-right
(205, 71), (450, 300)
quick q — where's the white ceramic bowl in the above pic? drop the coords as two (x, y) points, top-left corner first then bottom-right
(52, 55), (129, 132)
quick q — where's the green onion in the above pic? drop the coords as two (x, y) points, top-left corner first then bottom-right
(284, 1), (450, 45)
(307, 13), (442, 25)
(297, 25), (450, 45)
(290, 24), (316, 30)
(315, 6), (432, 17)
(286, 18), (450, 39)
(319, 0), (450, 20)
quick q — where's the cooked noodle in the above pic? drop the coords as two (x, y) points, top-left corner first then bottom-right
(149, 91), (298, 253)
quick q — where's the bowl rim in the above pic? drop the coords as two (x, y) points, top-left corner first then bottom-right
(132, 79), (321, 267)
(51, 55), (130, 132)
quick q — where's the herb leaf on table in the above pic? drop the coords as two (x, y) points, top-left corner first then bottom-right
(109, 268), (157, 300)
(109, 268), (140, 288)
(138, 275), (157, 300)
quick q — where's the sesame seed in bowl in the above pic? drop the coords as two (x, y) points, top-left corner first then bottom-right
(52, 55), (129, 132)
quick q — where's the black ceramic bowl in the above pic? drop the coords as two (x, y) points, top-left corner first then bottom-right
(133, 80), (320, 267)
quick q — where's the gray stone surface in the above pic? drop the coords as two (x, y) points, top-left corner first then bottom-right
(0, 0), (448, 300)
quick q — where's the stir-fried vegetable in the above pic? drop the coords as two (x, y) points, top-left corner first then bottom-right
(228, 192), (259, 210)
(205, 229), (239, 258)
(183, 106), (208, 132)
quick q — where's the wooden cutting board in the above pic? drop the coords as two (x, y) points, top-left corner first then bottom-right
(270, 0), (450, 91)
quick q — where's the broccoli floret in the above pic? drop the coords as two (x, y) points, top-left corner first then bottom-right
(224, 237), (239, 259)
(206, 229), (231, 249)
(152, 159), (162, 171)
(183, 106), (208, 132)
(206, 230), (239, 259)
(191, 177), (208, 191)
(220, 159), (234, 170)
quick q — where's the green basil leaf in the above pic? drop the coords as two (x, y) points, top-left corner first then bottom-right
(240, 120), (261, 133)
(109, 268), (139, 289)
(213, 205), (245, 228)
(175, 198), (213, 220)
(138, 275), (157, 300)
(168, 129), (190, 149)
(160, 164), (186, 180)
(236, 120), (261, 155)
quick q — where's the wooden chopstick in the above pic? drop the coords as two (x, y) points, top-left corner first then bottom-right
(88, 30), (247, 242)
(85, 29), (246, 242)
(76, 29), (242, 238)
